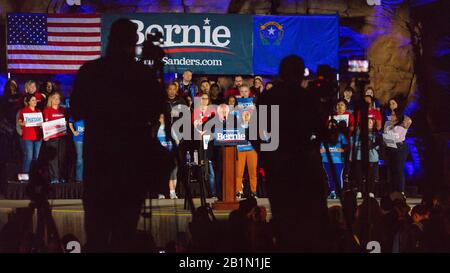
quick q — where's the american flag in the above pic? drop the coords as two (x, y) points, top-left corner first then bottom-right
(7, 13), (101, 74)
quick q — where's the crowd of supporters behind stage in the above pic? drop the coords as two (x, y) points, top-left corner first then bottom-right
(1, 70), (414, 200)
(1, 72), (449, 253)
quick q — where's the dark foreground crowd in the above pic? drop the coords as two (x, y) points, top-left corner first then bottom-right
(0, 18), (447, 253)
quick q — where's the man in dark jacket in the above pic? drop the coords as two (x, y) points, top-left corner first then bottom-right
(178, 70), (198, 100)
(166, 82), (187, 125)
(71, 18), (167, 252)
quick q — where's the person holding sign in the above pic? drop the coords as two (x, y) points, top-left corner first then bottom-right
(383, 97), (412, 129)
(43, 92), (67, 184)
(236, 110), (258, 199)
(320, 119), (349, 199)
(17, 94), (43, 176)
(237, 84), (256, 114)
(69, 117), (85, 183)
(331, 99), (355, 138)
(383, 109), (411, 195)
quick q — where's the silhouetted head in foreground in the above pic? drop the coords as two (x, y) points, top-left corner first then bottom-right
(26, 145), (58, 204)
(279, 55), (305, 84)
(106, 18), (138, 58)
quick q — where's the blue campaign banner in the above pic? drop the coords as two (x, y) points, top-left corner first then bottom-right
(237, 142), (255, 152)
(214, 128), (247, 146)
(253, 15), (339, 75)
(237, 97), (254, 110)
(102, 13), (253, 75)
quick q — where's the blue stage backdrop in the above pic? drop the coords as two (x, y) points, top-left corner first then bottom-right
(101, 13), (254, 75)
(253, 15), (339, 75)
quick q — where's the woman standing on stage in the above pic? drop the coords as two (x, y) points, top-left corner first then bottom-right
(23, 80), (45, 110)
(41, 80), (55, 98)
(17, 94), (43, 178)
(69, 116), (85, 183)
(157, 114), (179, 199)
(43, 92), (67, 184)
(1, 79), (23, 163)
(350, 117), (381, 198)
(226, 95), (239, 118)
(320, 119), (349, 199)
(383, 108), (411, 195)
(192, 93), (218, 198)
(384, 97), (412, 129)
(365, 87), (381, 111)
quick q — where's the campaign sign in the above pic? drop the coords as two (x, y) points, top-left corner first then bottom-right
(237, 142), (254, 152)
(42, 118), (67, 140)
(214, 128), (246, 146)
(102, 13), (253, 75)
(203, 134), (211, 150)
(332, 114), (349, 127)
(383, 133), (397, 149)
(237, 97), (254, 111)
(23, 112), (43, 127)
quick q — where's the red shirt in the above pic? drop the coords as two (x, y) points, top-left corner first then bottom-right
(33, 91), (45, 103)
(44, 107), (66, 122)
(356, 108), (382, 128)
(19, 107), (42, 141)
(43, 107), (66, 139)
(192, 106), (216, 124)
(224, 88), (240, 99)
(18, 92), (45, 108)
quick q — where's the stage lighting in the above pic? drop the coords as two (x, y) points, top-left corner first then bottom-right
(367, 0), (382, 5)
(66, 0), (81, 6)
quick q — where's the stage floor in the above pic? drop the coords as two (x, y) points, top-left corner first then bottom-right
(0, 198), (422, 248)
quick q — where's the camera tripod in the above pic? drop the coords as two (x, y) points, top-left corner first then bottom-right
(183, 160), (209, 213)
(28, 198), (62, 252)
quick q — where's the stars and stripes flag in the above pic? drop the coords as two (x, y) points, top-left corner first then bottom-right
(7, 13), (101, 74)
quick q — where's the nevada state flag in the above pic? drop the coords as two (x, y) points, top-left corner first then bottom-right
(253, 15), (339, 75)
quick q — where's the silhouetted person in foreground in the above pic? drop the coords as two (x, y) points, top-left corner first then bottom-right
(258, 55), (330, 252)
(71, 19), (166, 252)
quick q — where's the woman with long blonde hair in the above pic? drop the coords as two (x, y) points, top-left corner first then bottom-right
(24, 80), (45, 110)
(43, 92), (67, 184)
